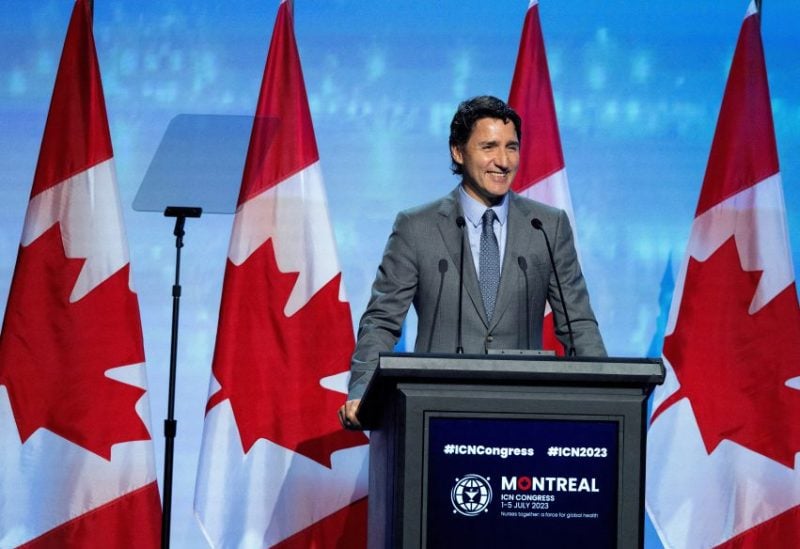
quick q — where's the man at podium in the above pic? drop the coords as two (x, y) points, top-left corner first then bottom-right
(338, 96), (605, 430)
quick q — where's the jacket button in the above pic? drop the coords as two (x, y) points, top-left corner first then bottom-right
(486, 335), (494, 343)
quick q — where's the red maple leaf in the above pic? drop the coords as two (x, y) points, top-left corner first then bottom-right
(0, 224), (150, 460)
(207, 238), (367, 467)
(653, 237), (800, 467)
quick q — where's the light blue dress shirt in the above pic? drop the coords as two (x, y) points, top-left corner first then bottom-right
(457, 185), (508, 278)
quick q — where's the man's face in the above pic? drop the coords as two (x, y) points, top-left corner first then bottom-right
(451, 117), (520, 206)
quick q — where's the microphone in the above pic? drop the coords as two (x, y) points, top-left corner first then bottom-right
(427, 259), (449, 352)
(531, 218), (576, 356)
(455, 216), (466, 354)
(517, 256), (530, 350)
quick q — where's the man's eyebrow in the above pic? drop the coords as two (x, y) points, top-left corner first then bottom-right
(476, 139), (519, 146)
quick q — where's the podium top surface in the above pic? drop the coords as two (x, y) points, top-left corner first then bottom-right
(356, 353), (665, 426)
(357, 353), (665, 428)
(376, 352), (664, 384)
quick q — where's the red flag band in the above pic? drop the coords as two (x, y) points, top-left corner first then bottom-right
(193, 2), (369, 546)
(647, 2), (800, 546)
(508, 0), (582, 356)
(0, 1), (161, 546)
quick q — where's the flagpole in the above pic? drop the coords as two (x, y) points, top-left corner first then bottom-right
(161, 206), (202, 549)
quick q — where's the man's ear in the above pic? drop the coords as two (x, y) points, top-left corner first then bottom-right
(450, 144), (463, 166)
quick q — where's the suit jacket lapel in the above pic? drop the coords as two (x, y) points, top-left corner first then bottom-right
(437, 188), (489, 327)
(490, 193), (533, 331)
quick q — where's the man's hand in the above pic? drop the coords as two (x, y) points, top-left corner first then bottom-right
(338, 399), (362, 430)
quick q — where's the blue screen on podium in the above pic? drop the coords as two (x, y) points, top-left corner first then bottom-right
(425, 416), (619, 547)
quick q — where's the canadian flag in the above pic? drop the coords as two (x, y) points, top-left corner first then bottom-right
(193, 1), (369, 547)
(508, 0), (580, 355)
(647, 2), (800, 547)
(0, 1), (161, 547)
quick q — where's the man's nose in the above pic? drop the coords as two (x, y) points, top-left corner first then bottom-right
(495, 149), (509, 169)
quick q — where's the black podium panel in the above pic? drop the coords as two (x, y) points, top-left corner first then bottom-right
(427, 415), (619, 546)
(359, 353), (664, 549)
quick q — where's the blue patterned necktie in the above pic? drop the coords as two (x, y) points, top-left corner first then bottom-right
(479, 209), (500, 321)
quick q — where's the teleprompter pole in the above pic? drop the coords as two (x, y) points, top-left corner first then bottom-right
(160, 206), (201, 549)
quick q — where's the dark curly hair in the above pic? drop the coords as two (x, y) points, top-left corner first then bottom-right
(449, 95), (522, 175)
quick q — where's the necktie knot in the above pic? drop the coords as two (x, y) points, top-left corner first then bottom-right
(482, 208), (497, 227)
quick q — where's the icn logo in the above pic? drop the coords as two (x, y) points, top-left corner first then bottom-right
(451, 474), (492, 516)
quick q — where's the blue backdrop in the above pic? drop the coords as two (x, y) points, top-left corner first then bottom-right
(1, 1), (798, 546)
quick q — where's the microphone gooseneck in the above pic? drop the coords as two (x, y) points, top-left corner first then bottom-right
(531, 218), (576, 356)
(427, 259), (449, 352)
(455, 216), (466, 354)
(517, 256), (530, 350)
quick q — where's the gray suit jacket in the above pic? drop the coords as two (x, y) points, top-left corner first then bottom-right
(348, 187), (606, 400)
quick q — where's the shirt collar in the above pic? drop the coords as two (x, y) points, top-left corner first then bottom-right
(458, 185), (509, 228)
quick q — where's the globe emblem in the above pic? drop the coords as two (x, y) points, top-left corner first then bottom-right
(451, 474), (492, 516)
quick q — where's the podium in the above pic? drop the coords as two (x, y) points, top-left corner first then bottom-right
(357, 353), (665, 549)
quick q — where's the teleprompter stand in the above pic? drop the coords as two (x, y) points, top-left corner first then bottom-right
(160, 206), (201, 549)
(133, 114), (253, 548)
